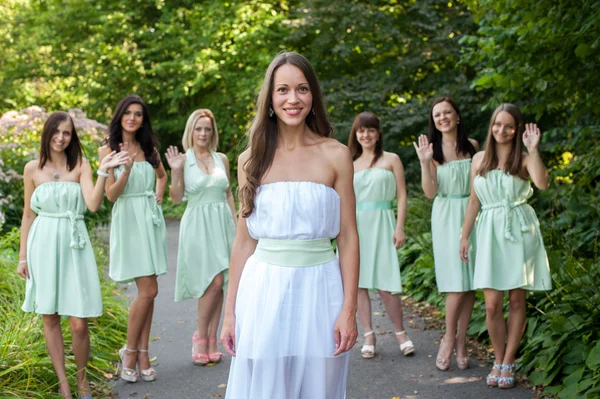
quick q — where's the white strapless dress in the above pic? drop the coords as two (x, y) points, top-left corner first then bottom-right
(226, 181), (349, 399)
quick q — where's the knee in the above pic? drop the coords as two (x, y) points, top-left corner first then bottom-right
(70, 318), (89, 337)
(509, 296), (526, 313)
(377, 290), (394, 302)
(138, 285), (159, 301)
(43, 314), (61, 329)
(485, 300), (504, 318)
(207, 273), (224, 294)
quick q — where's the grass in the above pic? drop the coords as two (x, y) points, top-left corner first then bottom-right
(0, 228), (128, 398)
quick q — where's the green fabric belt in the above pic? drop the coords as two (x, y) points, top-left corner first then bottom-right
(37, 211), (86, 249)
(437, 193), (470, 199)
(254, 238), (336, 267)
(356, 200), (393, 211)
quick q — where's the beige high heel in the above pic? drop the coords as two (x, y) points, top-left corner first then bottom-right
(117, 346), (138, 383)
(360, 331), (376, 359)
(137, 348), (157, 382)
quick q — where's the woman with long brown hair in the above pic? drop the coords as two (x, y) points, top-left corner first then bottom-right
(99, 94), (168, 383)
(220, 51), (359, 398)
(460, 103), (551, 388)
(348, 111), (415, 359)
(413, 97), (478, 370)
(17, 111), (127, 398)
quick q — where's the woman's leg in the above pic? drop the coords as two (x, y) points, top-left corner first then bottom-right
(69, 317), (91, 396)
(43, 314), (72, 398)
(503, 288), (527, 365)
(455, 291), (476, 360)
(356, 288), (375, 349)
(483, 289), (506, 377)
(126, 275), (158, 371)
(197, 273), (225, 355)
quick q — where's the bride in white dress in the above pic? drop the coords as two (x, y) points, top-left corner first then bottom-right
(220, 51), (360, 399)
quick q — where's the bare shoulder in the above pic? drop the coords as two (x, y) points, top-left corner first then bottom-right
(23, 159), (39, 175)
(383, 151), (402, 164)
(217, 152), (229, 165)
(81, 157), (91, 166)
(469, 138), (479, 149)
(472, 151), (485, 168)
(238, 148), (251, 167)
(320, 138), (351, 160)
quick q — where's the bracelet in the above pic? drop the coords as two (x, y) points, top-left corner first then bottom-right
(18, 260), (27, 265)
(97, 169), (110, 178)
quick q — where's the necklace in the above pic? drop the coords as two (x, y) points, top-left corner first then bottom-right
(195, 153), (213, 172)
(53, 172), (60, 180)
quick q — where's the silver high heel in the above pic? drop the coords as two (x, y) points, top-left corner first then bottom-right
(117, 346), (139, 383)
(137, 348), (157, 382)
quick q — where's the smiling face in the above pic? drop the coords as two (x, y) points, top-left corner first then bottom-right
(120, 103), (144, 134)
(50, 120), (73, 154)
(192, 116), (214, 149)
(432, 101), (459, 134)
(492, 111), (517, 145)
(355, 126), (379, 150)
(271, 63), (313, 127)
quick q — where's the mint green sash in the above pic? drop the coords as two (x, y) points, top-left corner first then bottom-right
(254, 238), (336, 267)
(356, 200), (393, 212)
(437, 193), (470, 199)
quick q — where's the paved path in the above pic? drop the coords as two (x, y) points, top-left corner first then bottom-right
(111, 220), (537, 399)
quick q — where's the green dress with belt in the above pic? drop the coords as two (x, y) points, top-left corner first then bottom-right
(109, 162), (168, 283)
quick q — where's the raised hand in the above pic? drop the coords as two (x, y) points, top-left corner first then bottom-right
(99, 150), (129, 171)
(413, 134), (434, 162)
(523, 123), (541, 152)
(165, 146), (185, 171)
(119, 142), (138, 171)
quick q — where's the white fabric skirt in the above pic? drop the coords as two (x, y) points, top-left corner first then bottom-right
(226, 255), (349, 399)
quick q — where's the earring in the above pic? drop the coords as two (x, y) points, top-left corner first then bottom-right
(312, 107), (316, 115)
(457, 120), (460, 124)
(268, 104), (274, 118)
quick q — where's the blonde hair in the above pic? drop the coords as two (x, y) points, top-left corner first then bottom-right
(182, 109), (219, 151)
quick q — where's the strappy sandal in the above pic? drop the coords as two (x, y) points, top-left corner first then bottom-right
(207, 339), (223, 363)
(117, 346), (139, 383)
(395, 330), (415, 356)
(192, 333), (210, 366)
(137, 348), (157, 381)
(486, 362), (502, 387)
(436, 336), (451, 371)
(498, 363), (517, 389)
(360, 331), (376, 359)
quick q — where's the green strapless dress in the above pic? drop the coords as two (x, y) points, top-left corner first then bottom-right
(354, 168), (402, 293)
(22, 182), (102, 317)
(109, 162), (168, 283)
(431, 159), (475, 292)
(174, 150), (235, 301)
(472, 170), (551, 291)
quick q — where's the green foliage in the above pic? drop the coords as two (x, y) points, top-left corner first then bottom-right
(0, 228), (128, 398)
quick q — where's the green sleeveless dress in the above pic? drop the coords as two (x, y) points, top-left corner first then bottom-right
(354, 168), (402, 293)
(431, 159), (475, 292)
(472, 170), (551, 291)
(174, 150), (235, 301)
(22, 182), (102, 317)
(109, 162), (168, 283)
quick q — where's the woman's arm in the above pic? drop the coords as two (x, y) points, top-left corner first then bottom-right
(154, 157), (168, 204)
(17, 161), (38, 279)
(220, 150), (258, 356)
(390, 152), (407, 249)
(523, 123), (549, 190)
(460, 152), (483, 262)
(220, 153), (237, 220)
(331, 144), (359, 356)
(100, 146), (134, 202)
(413, 134), (437, 199)
(80, 152), (128, 211)
(166, 146), (186, 204)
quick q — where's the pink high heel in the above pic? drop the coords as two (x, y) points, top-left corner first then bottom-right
(207, 339), (223, 363)
(192, 333), (210, 365)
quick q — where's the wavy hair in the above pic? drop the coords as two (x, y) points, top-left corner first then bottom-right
(39, 111), (82, 171)
(182, 109), (219, 152)
(427, 96), (476, 164)
(239, 51), (332, 217)
(106, 94), (160, 168)
(478, 103), (527, 178)
(348, 112), (383, 167)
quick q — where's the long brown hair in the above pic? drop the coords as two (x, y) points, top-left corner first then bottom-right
(239, 51), (332, 217)
(427, 96), (475, 164)
(478, 103), (527, 178)
(39, 111), (82, 171)
(348, 111), (383, 167)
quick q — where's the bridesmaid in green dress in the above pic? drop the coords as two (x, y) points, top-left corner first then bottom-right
(166, 109), (236, 365)
(18, 111), (128, 399)
(99, 95), (168, 383)
(413, 97), (479, 371)
(460, 103), (551, 389)
(348, 111), (415, 358)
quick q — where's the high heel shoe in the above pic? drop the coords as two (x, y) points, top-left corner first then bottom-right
(436, 336), (451, 371)
(207, 339), (223, 363)
(137, 348), (157, 381)
(486, 362), (502, 387)
(360, 331), (376, 359)
(395, 330), (415, 356)
(117, 346), (139, 383)
(498, 363), (517, 389)
(192, 333), (210, 366)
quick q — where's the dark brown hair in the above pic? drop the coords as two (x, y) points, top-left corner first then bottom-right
(348, 112), (383, 167)
(39, 111), (82, 171)
(478, 103), (527, 178)
(106, 94), (160, 168)
(238, 51), (332, 217)
(428, 96), (476, 164)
